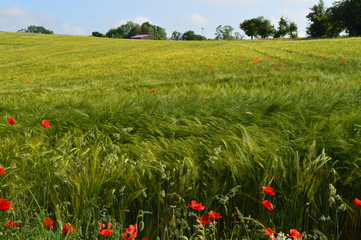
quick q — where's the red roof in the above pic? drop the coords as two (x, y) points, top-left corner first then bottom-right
(131, 34), (151, 38)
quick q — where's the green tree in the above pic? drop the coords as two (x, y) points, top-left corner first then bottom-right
(240, 19), (258, 39)
(140, 22), (154, 35)
(128, 24), (141, 38)
(331, 0), (361, 36)
(18, 25), (53, 34)
(240, 17), (274, 39)
(306, 0), (342, 37)
(106, 21), (167, 40)
(182, 30), (206, 40)
(289, 22), (298, 38)
(170, 31), (182, 40)
(121, 21), (140, 38)
(106, 27), (124, 38)
(92, 32), (105, 37)
(274, 17), (289, 38)
(234, 32), (243, 40)
(274, 17), (298, 38)
(151, 25), (167, 40)
(306, 0), (328, 37)
(215, 25), (235, 40)
(105, 21), (139, 38)
(257, 17), (275, 38)
(139, 22), (167, 40)
(106, 28), (123, 38)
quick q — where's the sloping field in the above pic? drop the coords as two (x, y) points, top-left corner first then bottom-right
(0, 32), (361, 239)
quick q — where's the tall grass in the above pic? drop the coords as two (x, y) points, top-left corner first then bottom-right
(0, 32), (361, 239)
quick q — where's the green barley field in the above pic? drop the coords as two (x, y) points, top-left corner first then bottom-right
(0, 31), (361, 239)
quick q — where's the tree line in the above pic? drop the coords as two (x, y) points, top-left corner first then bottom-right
(93, 21), (167, 40)
(306, 0), (361, 37)
(16, 0), (360, 39)
(17, 25), (54, 34)
(240, 16), (297, 40)
(169, 16), (297, 41)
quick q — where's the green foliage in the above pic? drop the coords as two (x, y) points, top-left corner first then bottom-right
(240, 16), (274, 39)
(92, 31), (105, 37)
(233, 32), (243, 40)
(306, 0), (342, 38)
(330, 0), (361, 36)
(257, 17), (275, 39)
(1, 32), (361, 239)
(105, 21), (167, 40)
(306, 0), (328, 37)
(274, 17), (298, 39)
(289, 22), (298, 38)
(140, 22), (167, 40)
(106, 21), (138, 38)
(214, 25), (235, 40)
(129, 24), (141, 37)
(105, 27), (124, 38)
(182, 31), (206, 40)
(274, 17), (288, 38)
(170, 31), (182, 41)
(239, 19), (258, 39)
(17, 25), (54, 34)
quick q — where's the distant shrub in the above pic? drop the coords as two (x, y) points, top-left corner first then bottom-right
(92, 31), (106, 37)
(18, 25), (54, 34)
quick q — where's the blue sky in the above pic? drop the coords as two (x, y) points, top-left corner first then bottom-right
(0, 0), (335, 38)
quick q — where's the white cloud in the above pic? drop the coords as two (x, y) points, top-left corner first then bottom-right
(104, 11), (126, 28)
(112, 20), (127, 28)
(183, 13), (209, 26)
(277, 8), (309, 23)
(134, 16), (150, 25)
(0, 6), (86, 35)
(106, 13), (150, 28)
(58, 24), (86, 35)
(0, 6), (56, 31)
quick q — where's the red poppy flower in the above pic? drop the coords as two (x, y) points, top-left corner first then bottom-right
(121, 224), (138, 240)
(142, 239), (149, 240)
(261, 200), (274, 211)
(340, 85), (345, 88)
(151, 89), (157, 93)
(99, 222), (113, 236)
(197, 215), (214, 225)
(354, 198), (361, 206)
(188, 200), (205, 210)
(44, 217), (55, 230)
(0, 198), (14, 211)
(7, 118), (16, 125)
(41, 120), (51, 128)
(62, 223), (75, 235)
(99, 228), (113, 236)
(262, 186), (276, 196)
(262, 227), (277, 237)
(289, 229), (302, 238)
(0, 165), (5, 175)
(5, 220), (20, 228)
(208, 210), (222, 219)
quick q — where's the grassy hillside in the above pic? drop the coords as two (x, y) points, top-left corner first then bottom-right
(0, 32), (361, 239)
